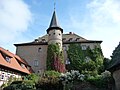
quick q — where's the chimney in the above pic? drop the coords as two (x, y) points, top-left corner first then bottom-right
(69, 32), (73, 34)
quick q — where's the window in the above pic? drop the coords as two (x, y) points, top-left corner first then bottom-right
(63, 46), (67, 51)
(27, 66), (30, 70)
(53, 33), (55, 35)
(34, 60), (39, 67)
(81, 45), (87, 50)
(5, 56), (11, 63)
(68, 38), (72, 41)
(21, 64), (25, 68)
(65, 58), (70, 65)
(42, 39), (46, 42)
(0, 73), (4, 80)
(85, 56), (91, 63)
(38, 47), (42, 52)
(34, 39), (38, 42)
(59, 33), (61, 35)
(62, 38), (66, 41)
(76, 38), (80, 41)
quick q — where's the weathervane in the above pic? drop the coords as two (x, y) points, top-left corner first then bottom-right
(54, 0), (56, 10)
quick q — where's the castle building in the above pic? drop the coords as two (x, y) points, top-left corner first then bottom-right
(14, 10), (102, 73)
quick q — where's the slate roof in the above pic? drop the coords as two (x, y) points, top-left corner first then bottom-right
(0, 47), (32, 74)
(107, 43), (120, 71)
(47, 11), (63, 34)
(14, 33), (102, 46)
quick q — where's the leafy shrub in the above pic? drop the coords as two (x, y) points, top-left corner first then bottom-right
(3, 81), (22, 90)
(36, 70), (63, 90)
(25, 73), (39, 83)
(87, 71), (114, 89)
(22, 80), (36, 90)
(44, 70), (61, 77)
(3, 80), (36, 90)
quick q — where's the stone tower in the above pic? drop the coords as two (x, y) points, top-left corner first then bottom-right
(47, 11), (63, 50)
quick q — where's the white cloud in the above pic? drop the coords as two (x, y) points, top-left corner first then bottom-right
(68, 0), (120, 58)
(85, 0), (120, 58)
(0, 0), (32, 44)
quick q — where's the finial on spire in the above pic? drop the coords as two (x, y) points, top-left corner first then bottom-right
(54, 0), (56, 10)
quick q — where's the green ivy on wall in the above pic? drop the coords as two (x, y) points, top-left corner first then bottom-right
(46, 43), (65, 73)
(67, 44), (104, 76)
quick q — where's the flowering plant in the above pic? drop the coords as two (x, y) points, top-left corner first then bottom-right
(60, 70), (85, 83)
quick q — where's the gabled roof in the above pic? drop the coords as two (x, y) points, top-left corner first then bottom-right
(0, 47), (32, 74)
(14, 32), (102, 46)
(47, 11), (63, 34)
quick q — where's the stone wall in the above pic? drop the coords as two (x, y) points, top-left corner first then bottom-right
(113, 69), (120, 90)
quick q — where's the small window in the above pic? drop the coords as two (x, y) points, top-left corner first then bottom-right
(34, 39), (38, 42)
(81, 45), (87, 50)
(42, 39), (46, 42)
(34, 60), (39, 67)
(0, 73), (4, 80)
(85, 56), (91, 63)
(62, 38), (66, 41)
(76, 38), (80, 41)
(38, 47), (42, 52)
(65, 58), (70, 65)
(53, 33), (55, 35)
(63, 46), (67, 51)
(69, 38), (72, 41)
(27, 66), (30, 70)
(5, 56), (11, 63)
(59, 33), (61, 35)
(49, 34), (51, 36)
(21, 64), (25, 68)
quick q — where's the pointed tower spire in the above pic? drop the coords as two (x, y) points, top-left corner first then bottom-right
(49, 11), (59, 28)
(47, 11), (63, 34)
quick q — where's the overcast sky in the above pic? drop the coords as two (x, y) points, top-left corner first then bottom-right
(0, 0), (120, 58)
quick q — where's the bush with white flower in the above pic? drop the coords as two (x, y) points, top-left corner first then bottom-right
(101, 70), (111, 78)
(60, 70), (85, 83)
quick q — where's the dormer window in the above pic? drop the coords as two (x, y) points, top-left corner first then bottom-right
(5, 56), (11, 63)
(69, 38), (72, 41)
(42, 39), (46, 42)
(34, 39), (39, 42)
(21, 64), (25, 68)
(76, 38), (80, 41)
(62, 38), (66, 41)
(27, 66), (30, 70)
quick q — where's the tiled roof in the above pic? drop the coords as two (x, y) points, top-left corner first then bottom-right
(14, 33), (102, 46)
(0, 47), (32, 74)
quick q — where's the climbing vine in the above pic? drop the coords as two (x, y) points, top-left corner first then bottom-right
(67, 44), (104, 76)
(47, 43), (65, 73)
